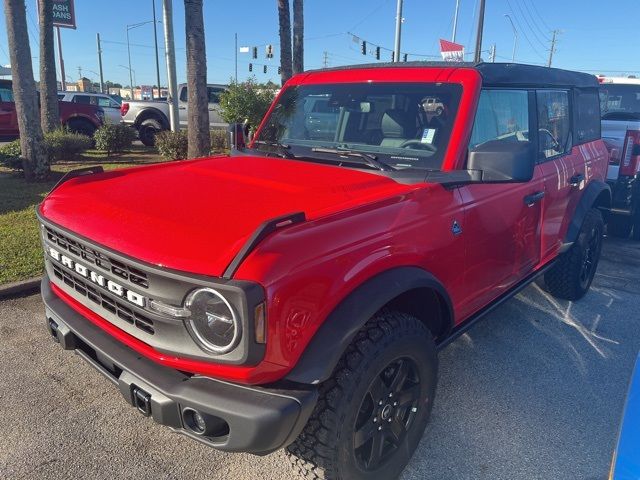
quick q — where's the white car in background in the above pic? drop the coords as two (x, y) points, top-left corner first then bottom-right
(58, 92), (122, 125)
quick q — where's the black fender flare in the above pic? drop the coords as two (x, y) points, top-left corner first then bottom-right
(134, 108), (169, 130)
(284, 266), (454, 385)
(564, 180), (611, 245)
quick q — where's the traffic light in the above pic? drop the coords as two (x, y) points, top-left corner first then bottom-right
(375, 46), (380, 60)
(403, 53), (408, 62)
(249, 63), (253, 72)
(263, 65), (267, 74)
(266, 45), (273, 59)
(278, 66), (281, 74)
(252, 47), (258, 59)
(361, 41), (367, 55)
(391, 52), (395, 62)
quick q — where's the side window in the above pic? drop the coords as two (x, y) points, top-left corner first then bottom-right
(575, 88), (601, 144)
(97, 97), (115, 108)
(0, 88), (14, 102)
(470, 89), (530, 148)
(179, 87), (188, 102)
(73, 95), (91, 105)
(537, 90), (571, 159)
(207, 87), (224, 104)
(57, 94), (65, 100)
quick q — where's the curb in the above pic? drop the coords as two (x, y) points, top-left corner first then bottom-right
(0, 277), (42, 300)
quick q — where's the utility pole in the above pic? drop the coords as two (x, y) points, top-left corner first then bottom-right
(489, 44), (496, 62)
(473, 0), (486, 63)
(323, 51), (329, 68)
(126, 27), (134, 98)
(96, 33), (105, 93)
(234, 33), (238, 83)
(152, 0), (162, 99)
(162, 0), (179, 131)
(56, 27), (66, 91)
(393, 0), (403, 63)
(548, 30), (559, 67)
(452, 0), (460, 43)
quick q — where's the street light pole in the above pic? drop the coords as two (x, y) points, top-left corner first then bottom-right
(473, 0), (486, 63)
(126, 27), (134, 98)
(152, 0), (162, 99)
(452, 0), (460, 43)
(393, 0), (403, 62)
(126, 20), (157, 100)
(162, 0), (179, 131)
(504, 14), (518, 62)
(119, 65), (136, 99)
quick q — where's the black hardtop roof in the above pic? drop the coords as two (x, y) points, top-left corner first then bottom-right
(306, 62), (599, 89)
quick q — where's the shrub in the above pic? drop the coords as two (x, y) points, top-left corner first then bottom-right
(44, 129), (93, 162)
(210, 129), (229, 153)
(94, 124), (136, 154)
(0, 140), (24, 171)
(155, 130), (188, 160)
(219, 77), (278, 133)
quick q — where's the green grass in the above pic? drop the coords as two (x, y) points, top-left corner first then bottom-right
(0, 147), (168, 285)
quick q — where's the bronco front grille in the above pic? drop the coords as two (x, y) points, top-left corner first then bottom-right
(44, 226), (149, 289)
(51, 262), (155, 335)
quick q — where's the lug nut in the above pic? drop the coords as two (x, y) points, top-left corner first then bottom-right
(378, 426), (382, 431)
(389, 393), (393, 398)
(393, 402), (397, 406)
(379, 400), (383, 405)
(411, 407), (418, 413)
(388, 418), (392, 422)
(373, 417), (377, 423)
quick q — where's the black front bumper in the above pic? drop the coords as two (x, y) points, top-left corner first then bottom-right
(42, 276), (317, 455)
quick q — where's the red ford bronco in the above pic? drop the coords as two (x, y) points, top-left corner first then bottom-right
(39, 63), (610, 480)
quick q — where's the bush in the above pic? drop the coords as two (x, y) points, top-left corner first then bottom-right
(0, 139), (23, 169)
(44, 129), (93, 162)
(219, 77), (278, 133)
(94, 124), (136, 154)
(210, 129), (229, 153)
(155, 130), (188, 160)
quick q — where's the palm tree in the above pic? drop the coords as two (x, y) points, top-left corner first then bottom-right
(277, 0), (293, 85)
(4, 0), (49, 181)
(38, 0), (60, 133)
(292, 0), (304, 75)
(184, 0), (210, 158)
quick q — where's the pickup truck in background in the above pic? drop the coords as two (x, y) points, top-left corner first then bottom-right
(0, 80), (104, 138)
(120, 83), (227, 146)
(599, 76), (640, 239)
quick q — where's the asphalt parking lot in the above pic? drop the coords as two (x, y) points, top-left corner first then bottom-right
(0, 238), (639, 480)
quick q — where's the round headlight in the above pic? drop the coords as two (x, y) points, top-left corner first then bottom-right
(185, 288), (241, 354)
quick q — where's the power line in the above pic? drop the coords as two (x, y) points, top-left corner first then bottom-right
(348, 0), (394, 31)
(505, 0), (546, 61)
(512, 0), (548, 49)
(520, 0), (551, 42)
(528, 0), (552, 32)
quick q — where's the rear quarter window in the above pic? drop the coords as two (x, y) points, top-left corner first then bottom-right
(575, 88), (601, 144)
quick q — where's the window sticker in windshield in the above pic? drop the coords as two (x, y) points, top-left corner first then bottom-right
(421, 128), (436, 144)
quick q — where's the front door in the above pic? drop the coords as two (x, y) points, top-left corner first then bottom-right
(457, 88), (543, 318)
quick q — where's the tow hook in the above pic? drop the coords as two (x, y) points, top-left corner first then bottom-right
(132, 386), (152, 417)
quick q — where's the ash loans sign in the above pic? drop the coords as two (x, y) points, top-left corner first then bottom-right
(38, 0), (77, 29)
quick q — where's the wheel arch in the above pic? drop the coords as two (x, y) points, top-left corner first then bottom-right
(565, 179), (611, 245)
(134, 108), (169, 130)
(284, 266), (454, 385)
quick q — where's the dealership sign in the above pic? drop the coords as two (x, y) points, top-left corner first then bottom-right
(38, 0), (76, 29)
(439, 39), (464, 62)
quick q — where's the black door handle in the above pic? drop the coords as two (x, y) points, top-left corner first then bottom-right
(524, 191), (545, 206)
(570, 173), (585, 188)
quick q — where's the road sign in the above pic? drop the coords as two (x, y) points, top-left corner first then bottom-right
(38, 0), (77, 29)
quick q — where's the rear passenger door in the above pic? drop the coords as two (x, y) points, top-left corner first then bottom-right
(458, 89), (545, 317)
(207, 86), (226, 128)
(536, 89), (594, 261)
(0, 85), (17, 136)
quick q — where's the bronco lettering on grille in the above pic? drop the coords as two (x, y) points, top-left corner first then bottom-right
(48, 246), (146, 308)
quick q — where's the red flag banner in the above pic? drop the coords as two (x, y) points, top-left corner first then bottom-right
(439, 39), (464, 62)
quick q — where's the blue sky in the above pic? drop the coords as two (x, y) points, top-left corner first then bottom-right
(3, 0), (639, 87)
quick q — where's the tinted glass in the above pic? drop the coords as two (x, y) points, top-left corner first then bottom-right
(575, 89), (601, 143)
(537, 90), (571, 159)
(207, 87), (224, 104)
(73, 95), (97, 105)
(470, 89), (530, 148)
(0, 88), (14, 102)
(599, 84), (640, 120)
(256, 83), (463, 171)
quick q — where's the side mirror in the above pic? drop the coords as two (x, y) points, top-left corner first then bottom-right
(467, 140), (535, 183)
(228, 123), (248, 151)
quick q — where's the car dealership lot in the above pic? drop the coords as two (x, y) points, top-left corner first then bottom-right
(0, 238), (638, 480)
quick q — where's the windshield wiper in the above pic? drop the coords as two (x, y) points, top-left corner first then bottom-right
(310, 147), (395, 171)
(252, 140), (296, 159)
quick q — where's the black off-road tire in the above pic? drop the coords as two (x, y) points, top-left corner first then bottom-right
(138, 118), (163, 147)
(608, 214), (632, 239)
(543, 208), (604, 301)
(286, 310), (437, 480)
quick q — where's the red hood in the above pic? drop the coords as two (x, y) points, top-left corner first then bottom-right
(40, 155), (414, 277)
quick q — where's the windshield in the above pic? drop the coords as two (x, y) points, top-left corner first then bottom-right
(599, 84), (640, 120)
(253, 82), (462, 172)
